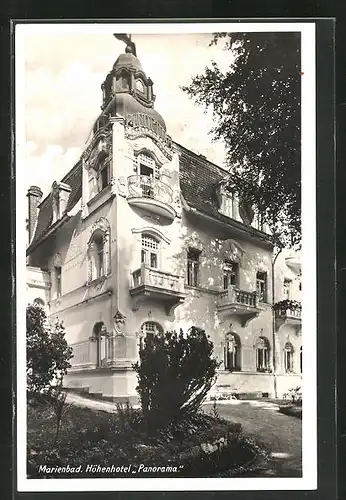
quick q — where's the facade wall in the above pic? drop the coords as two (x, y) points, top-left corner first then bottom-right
(27, 116), (302, 400)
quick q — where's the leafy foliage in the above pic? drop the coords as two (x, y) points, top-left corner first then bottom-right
(133, 327), (219, 430)
(28, 402), (259, 478)
(283, 386), (302, 405)
(26, 303), (73, 394)
(273, 299), (302, 312)
(182, 32), (301, 248)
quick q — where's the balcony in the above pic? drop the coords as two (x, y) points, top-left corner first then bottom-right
(127, 175), (176, 222)
(129, 264), (186, 315)
(274, 301), (302, 332)
(217, 285), (260, 326)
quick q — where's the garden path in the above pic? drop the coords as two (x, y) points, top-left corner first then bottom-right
(204, 400), (302, 477)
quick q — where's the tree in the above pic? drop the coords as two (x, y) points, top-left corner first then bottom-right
(133, 327), (219, 430)
(182, 32), (301, 249)
(26, 303), (73, 395)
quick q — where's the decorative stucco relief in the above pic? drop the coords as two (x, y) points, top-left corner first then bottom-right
(113, 310), (126, 335)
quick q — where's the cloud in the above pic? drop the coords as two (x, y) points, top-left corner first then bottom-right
(23, 32), (231, 196)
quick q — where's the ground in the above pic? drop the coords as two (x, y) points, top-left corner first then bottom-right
(204, 400), (302, 477)
(66, 393), (302, 477)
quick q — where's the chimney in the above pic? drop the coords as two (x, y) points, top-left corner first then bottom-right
(27, 185), (43, 242)
(51, 181), (72, 223)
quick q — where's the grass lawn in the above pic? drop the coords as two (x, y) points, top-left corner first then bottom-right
(27, 400), (268, 479)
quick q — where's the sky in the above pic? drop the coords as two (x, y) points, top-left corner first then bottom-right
(22, 30), (234, 199)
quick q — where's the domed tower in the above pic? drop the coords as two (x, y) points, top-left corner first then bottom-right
(81, 35), (179, 225)
(98, 40), (167, 141)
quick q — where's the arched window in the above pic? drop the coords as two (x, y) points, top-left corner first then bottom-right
(33, 297), (45, 307)
(89, 230), (105, 280)
(300, 346), (303, 373)
(224, 332), (241, 372)
(141, 233), (159, 268)
(256, 336), (270, 372)
(135, 79), (144, 93)
(92, 322), (108, 368)
(139, 321), (163, 350)
(87, 219), (111, 283)
(136, 152), (160, 181)
(284, 342), (294, 373)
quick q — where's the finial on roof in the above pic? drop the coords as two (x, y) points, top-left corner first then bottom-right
(113, 33), (137, 57)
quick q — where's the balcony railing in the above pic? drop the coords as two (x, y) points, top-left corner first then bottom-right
(128, 175), (173, 205)
(217, 285), (259, 326)
(274, 301), (302, 331)
(131, 264), (184, 293)
(218, 286), (258, 308)
(130, 264), (186, 315)
(276, 308), (302, 320)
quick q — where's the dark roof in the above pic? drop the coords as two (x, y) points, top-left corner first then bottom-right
(175, 142), (227, 219)
(27, 160), (82, 252)
(28, 141), (270, 253)
(175, 141), (272, 242)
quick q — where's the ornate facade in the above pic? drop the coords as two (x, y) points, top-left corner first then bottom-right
(26, 40), (302, 401)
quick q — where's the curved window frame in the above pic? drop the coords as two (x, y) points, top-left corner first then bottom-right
(92, 322), (108, 368)
(224, 332), (241, 372)
(256, 336), (270, 372)
(87, 219), (111, 283)
(139, 321), (163, 350)
(284, 342), (294, 373)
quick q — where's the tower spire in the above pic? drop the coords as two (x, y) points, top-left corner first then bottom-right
(113, 33), (137, 57)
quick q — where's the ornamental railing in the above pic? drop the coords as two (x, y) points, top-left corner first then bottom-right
(131, 264), (185, 294)
(218, 285), (257, 308)
(127, 175), (173, 206)
(276, 307), (302, 319)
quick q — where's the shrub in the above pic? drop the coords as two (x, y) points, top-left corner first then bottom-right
(26, 303), (73, 395)
(283, 386), (302, 406)
(133, 327), (219, 431)
(273, 299), (302, 312)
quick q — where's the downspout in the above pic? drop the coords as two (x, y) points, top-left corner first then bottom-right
(271, 248), (282, 399)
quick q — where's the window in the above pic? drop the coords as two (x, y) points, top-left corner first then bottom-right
(139, 321), (163, 350)
(138, 153), (159, 179)
(253, 211), (265, 231)
(256, 336), (270, 372)
(284, 342), (294, 373)
(300, 346), (303, 373)
(141, 234), (159, 268)
(256, 271), (268, 302)
(55, 266), (62, 297)
(224, 333), (241, 371)
(223, 261), (238, 290)
(283, 279), (292, 300)
(187, 248), (200, 287)
(136, 79), (144, 93)
(89, 231), (106, 280)
(97, 160), (110, 192)
(33, 298), (45, 307)
(92, 322), (107, 368)
(220, 190), (236, 218)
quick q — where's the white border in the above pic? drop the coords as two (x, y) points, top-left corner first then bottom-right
(16, 22), (316, 492)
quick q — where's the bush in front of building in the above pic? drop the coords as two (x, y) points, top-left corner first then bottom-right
(279, 386), (302, 419)
(133, 326), (219, 431)
(26, 303), (73, 396)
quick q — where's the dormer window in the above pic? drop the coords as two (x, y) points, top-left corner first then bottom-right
(218, 184), (237, 219)
(51, 181), (72, 223)
(135, 79), (144, 93)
